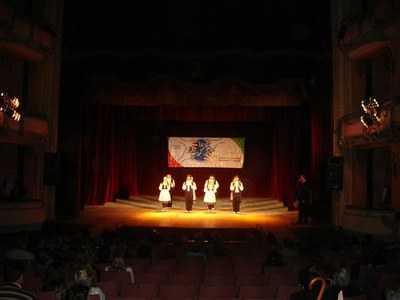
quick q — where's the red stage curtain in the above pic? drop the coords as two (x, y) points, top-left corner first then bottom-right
(311, 98), (333, 219)
(79, 104), (300, 206)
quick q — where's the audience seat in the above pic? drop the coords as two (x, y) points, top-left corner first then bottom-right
(204, 266), (235, 275)
(34, 292), (57, 300)
(173, 263), (204, 275)
(158, 283), (197, 300)
(268, 274), (298, 290)
(100, 269), (132, 284)
(234, 266), (261, 276)
(167, 273), (201, 287)
(199, 284), (237, 299)
(125, 258), (152, 272)
(96, 281), (120, 296)
(106, 297), (146, 300)
(23, 276), (42, 292)
(262, 266), (292, 277)
(143, 264), (174, 274)
(134, 272), (168, 285)
(120, 282), (158, 300)
(274, 285), (301, 300)
(202, 274), (236, 286)
(235, 274), (268, 292)
(238, 285), (276, 300)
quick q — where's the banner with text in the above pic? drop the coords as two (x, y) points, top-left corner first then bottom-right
(168, 137), (245, 168)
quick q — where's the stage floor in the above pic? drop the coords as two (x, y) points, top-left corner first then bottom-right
(80, 196), (299, 239)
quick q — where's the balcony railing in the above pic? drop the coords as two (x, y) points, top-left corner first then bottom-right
(340, 98), (400, 148)
(0, 109), (48, 145)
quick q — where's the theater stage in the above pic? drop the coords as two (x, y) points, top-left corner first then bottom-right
(79, 196), (299, 239)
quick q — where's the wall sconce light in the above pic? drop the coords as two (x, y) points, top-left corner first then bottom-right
(360, 97), (381, 128)
(0, 92), (21, 121)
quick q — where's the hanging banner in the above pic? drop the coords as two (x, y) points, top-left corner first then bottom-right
(168, 137), (245, 168)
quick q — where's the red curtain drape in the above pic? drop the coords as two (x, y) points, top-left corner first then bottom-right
(272, 113), (300, 210)
(311, 96), (333, 219)
(79, 104), (301, 206)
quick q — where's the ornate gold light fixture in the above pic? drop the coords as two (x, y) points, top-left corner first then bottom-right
(360, 97), (380, 128)
(0, 92), (21, 121)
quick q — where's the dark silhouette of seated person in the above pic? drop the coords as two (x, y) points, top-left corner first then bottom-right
(40, 260), (67, 300)
(261, 249), (286, 275)
(65, 284), (89, 300)
(384, 285), (400, 300)
(0, 259), (37, 300)
(289, 271), (324, 300)
(323, 267), (363, 300)
(104, 252), (135, 283)
(74, 263), (105, 300)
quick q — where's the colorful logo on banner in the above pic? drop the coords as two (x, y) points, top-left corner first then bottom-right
(168, 137), (245, 168)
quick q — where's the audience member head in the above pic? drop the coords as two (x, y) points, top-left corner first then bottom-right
(3, 259), (24, 284)
(74, 263), (95, 288)
(332, 267), (351, 287)
(109, 252), (126, 272)
(65, 284), (89, 300)
(384, 285), (400, 300)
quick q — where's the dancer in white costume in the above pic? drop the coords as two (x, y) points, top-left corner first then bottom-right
(158, 176), (171, 211)
(203, 175), (219, 213)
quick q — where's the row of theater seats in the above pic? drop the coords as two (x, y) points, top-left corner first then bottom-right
(5, 252), (378, 300)
(23, 264), (304, 300)
(32, 281), (302, 300)
(19, 254), (306, 300)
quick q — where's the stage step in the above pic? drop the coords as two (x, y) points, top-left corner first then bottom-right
(116, 196), (287, 214)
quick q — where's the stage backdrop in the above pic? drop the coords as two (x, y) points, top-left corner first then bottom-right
(168, 137), (245, 168)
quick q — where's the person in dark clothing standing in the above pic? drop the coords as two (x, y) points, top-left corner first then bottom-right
(295, 174), (311, 224)
(230, 175), (244, 214)
(182, 174), (197, 213)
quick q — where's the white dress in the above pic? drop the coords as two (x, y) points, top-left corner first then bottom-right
(203, 180), (219, 203)
(158, 184), (171, 202)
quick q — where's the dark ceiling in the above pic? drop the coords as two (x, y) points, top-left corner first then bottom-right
(62, 0), (331, 54)
(61, 0), (332, 87)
